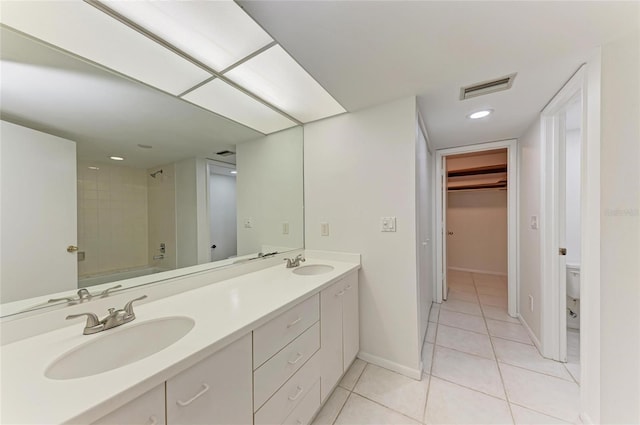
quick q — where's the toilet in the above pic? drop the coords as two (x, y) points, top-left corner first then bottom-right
(566, 263), (580, 299)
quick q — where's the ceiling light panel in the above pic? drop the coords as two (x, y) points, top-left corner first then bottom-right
(183, 79), (297, 134)
(224, 45), (346, 123)
(0, 1), (211, 95)
(102, 0), (274, 72)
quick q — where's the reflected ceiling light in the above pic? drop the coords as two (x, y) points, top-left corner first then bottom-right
(0, 1), (210, 95)
(88, 166), (100, 170)
(137, 144), (153, 149)
(468, 110), (493, 119)
(230, 170), (238, 175)
(102, 0), (273, 72)
(225, 45), (346, 123)
(183, 79), (297, 134)
(109, 156), (124, 161)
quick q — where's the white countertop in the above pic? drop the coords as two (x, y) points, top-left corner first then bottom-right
(0, 257), (360, 424)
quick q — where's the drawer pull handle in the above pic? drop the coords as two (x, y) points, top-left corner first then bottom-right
(335, 290), (345, 297)
(287, 317), (302, 328)
(288, 352), (304, 365)
(288, 385), (304, 401)
(177, 383), (210, 407)
(148, 416), (158, 425)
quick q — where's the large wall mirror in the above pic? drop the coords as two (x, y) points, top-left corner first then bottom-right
(0, 25), (304, 317)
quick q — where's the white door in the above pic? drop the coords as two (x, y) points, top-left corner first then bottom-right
(441, 156), (448, 300)
(208, 167), (237, 262)
(557, 114), (568, 362)
(0, 121), (77, 303)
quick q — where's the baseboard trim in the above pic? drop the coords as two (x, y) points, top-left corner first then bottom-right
(448, 266), (507, 276)
(357, 351), (422, 380)
(518, 314), (543, 353)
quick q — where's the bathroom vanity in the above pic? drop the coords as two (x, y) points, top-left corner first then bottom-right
(0, 255), (360, 424)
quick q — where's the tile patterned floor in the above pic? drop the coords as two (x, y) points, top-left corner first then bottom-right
(313, 271), (581, 425)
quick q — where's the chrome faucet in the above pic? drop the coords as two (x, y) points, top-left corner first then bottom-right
(48, 285), (122, 305)
(284, 254), (306, 268)
(66, 295), (147, 335)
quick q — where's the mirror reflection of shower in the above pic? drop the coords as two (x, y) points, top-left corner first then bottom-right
(149, 169), (163, 179)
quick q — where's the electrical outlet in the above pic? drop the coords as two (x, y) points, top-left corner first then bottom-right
(381, 216), (397, 232)
(530, 216), (538, 230)
(282, 222), (289, 235)
(320, 222), (329, 236)
(529, 295), (534, 312)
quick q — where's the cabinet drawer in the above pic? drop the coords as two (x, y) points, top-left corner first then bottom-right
(254, 295), (319, 368)
(254, 353), (320, 425)
(166, 333), (252, 425)
(282, 379), (321, 425)
(254, 322), (320, 410)
(92, 384), (165, 425)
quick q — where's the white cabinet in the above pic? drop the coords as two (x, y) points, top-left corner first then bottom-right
(320, 271), (359, 401)
(166, 333), (252, 425)
(92, 384), (165, 425)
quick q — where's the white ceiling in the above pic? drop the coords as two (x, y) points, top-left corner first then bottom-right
(0, 27), (263, 169)
(238, 1), (639, 148)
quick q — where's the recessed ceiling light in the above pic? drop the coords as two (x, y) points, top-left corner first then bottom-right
(468, 110), (493, 119)
(109, 156), (124, 161)
(230, 170), (237, 174)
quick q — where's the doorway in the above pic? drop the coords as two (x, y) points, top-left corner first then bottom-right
(207, 160), (238, 262)
(435, 140), (518, 318)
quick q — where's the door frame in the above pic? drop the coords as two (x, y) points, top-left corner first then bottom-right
(435, 139), (518, 318)
(540, 65), (587, 361)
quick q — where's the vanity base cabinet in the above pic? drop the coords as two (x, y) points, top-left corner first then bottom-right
(319, 271), (359, 402)
(92, 384), (165, 425)
(166, 333), (253, 425)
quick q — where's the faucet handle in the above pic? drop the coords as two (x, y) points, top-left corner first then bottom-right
(99, 284), (123, 298)
(77, 288), (92, 301)
(124, 295), (148, 316)
(66, 312), (101, 328)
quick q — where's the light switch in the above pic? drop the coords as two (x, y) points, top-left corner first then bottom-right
(530, 216), (538, 230)
(244, 218), (253, 228)
(381, 216), (397, 232)
(282, 222), (289, 235)
(320, 222), (329, 236)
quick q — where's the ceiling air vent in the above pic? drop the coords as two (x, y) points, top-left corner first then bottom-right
(215, 150), (235, 157)
(460, 73), (517, 100)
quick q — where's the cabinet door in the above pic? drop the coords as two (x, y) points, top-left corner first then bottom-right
(342, 273), (360, 370)
(166, 333), (252, 425)
(92, 384), (165, 425)
(319, 280), (345, 402)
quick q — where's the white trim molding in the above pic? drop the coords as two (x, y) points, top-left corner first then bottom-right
(357, 351), (422, 380)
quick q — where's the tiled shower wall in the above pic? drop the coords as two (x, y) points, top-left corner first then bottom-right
(77, 161), (148, 277)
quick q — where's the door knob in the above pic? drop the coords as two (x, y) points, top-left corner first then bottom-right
(67, 245), (79, 253)
(559, 248), (567, 256)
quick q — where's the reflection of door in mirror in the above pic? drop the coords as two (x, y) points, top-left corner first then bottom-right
(0, 121), (78, 303)
(208, 161), (238, 262)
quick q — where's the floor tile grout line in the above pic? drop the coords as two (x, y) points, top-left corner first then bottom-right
(331, 362), (367, 425)
(472, 272), (517, 425)
(433, 340), (497, 361)
(508, 400), (575, 424)
(422, 307), (439, 424)
(496, 358), (578, 383)
(428, 374), (511, 403)
(489, 333), (536, 346)
(561, 361), (581, 386)
(350, 392), (425, 424)
(435, 321), (489, 337)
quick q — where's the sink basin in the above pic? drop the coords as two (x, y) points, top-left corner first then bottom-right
(292, 264), (335, 276)
(46, 316), (194, 380)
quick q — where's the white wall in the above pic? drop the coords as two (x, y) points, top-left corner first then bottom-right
(209, 173), (237, 261)
(447, 190), (508, 275)
(416, 120), (433, 348)
(304, 97), (422, 377)
(77, 161), (148, 277)
(236, 126), (304, 255)
(565, 128), (581, 265)
(175, 158), (198, 269)
(598, 30), (640, 424)
(517, 118), (543, 341)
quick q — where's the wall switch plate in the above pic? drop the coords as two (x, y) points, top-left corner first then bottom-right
(282, 222), (289, 235)
(530, 216), (538, 230)
(529, 295), (534, 312)
(244, 218), (253, 229)
(320, 222), (329, 236)
(381, 216), (397, 232)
